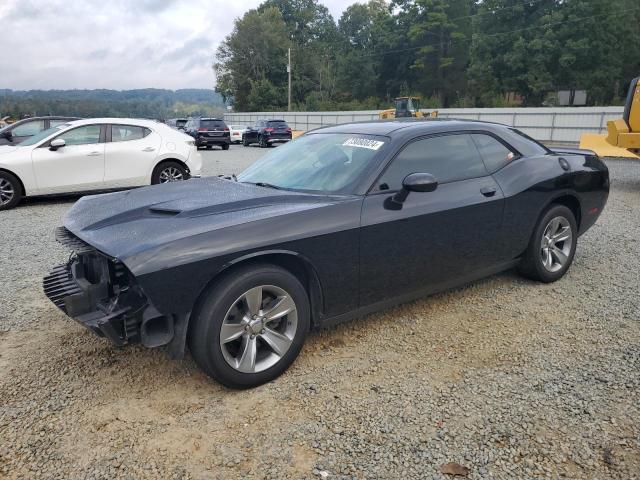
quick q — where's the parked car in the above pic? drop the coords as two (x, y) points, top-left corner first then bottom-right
(166, 118), (188, 131)
(0, 116), (80, 146)
(43, 119), (608, 388)
(229, 124), (248, 144)
(242, 119), (292, 147)
(0, 118), (202, 210)
(184, 117), (230, 150)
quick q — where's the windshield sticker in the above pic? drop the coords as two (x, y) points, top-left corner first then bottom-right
(342, 137), (385, 150)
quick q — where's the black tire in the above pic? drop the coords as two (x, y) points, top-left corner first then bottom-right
(517, 204), (577, 283)
(259, 135), (268, 148)
(0, 171), (22, 211)
(189, 264), (310, 389)
(151, 161), (189, 185)
(242, 136), (250, 147)
(222, 143), (230, 151)
(206, 145), (212, 150)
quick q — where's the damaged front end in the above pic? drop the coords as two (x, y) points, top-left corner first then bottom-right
(43, 227), (181, 352)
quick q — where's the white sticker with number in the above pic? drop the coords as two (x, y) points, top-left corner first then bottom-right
(342, 137), (385, 150)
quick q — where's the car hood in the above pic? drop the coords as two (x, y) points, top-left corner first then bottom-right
(64, 176), (348, 267)
(0, 145), (19, 156)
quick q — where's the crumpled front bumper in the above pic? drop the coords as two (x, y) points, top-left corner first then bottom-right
(43, 227), (172, 348)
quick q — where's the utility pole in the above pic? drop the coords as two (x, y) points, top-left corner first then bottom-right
(287, 47), (292, 112)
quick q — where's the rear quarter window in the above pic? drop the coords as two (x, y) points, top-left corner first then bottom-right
(471, 134), (515, 172)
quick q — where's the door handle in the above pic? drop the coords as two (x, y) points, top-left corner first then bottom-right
(87, 151), (102, 156)
(142, 147), (155, 152)
(480, 187), (497, 197)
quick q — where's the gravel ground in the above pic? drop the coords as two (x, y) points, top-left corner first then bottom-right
(0, 152), (638, 480)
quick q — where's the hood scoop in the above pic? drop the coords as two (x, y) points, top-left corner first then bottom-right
(148, 207), (181, 216)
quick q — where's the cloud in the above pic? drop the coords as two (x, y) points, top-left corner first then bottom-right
(0, 0), (354, 90)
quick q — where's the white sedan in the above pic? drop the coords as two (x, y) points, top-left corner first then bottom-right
(229, 124), (248, 144)
(0, 118), (202, 210)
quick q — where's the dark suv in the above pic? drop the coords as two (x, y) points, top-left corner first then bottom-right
(242, 119), (292, 148)
(166, 118), (188, 131)
(184, 118), (230, 150)
(0, 116), (79, 146)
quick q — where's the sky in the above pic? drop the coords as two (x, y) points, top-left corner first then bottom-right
(0, 0), (354, 91)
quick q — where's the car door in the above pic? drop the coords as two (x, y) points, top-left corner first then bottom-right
(358, 133), (505, 307)
(104, 124), (161, 187)
(32, 124), (105, 194)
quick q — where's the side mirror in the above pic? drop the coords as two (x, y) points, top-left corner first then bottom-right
(391, 173), (438, 204)
(49, 138), (66, 151)
(1, 130), (12, 140)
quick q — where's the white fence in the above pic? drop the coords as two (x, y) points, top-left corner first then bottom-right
(225, 106), (624, 146)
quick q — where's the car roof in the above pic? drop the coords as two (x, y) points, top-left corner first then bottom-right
(312, 118), (511, 136)
(62, 118), (163, 128)
(11, 115), (79, 124)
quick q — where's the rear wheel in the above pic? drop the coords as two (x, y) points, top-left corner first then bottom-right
(518, 204), (577, 283)
(0, 171), (22, 210)
(151, 161), (189, 185)
(189, 264), (310, 389)
(222, 143), (230, 151)
(242, 136), (250, 147)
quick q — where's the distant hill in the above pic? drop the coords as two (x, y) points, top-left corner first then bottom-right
(0, 89), (227, 120)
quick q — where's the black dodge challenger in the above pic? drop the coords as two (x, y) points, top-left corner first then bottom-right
(44, 119), (609, 388)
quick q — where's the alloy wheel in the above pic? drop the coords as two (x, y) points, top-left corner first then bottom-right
(0, 178), (15, 206)
(540, 216), (573, 272)
(219, 285), (298, 374)
(158, 167), (184, 183)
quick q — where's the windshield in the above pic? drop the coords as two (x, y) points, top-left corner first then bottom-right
(267, 121), (288, 128)
(201, 120), (226, 129)
(237, 133), (386, 193)
(19, 124), (69, 146)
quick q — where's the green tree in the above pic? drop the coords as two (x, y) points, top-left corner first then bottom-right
(394, 0), (473, 106)
(214, 7), (289, 110)
(334, 0), (390, 101)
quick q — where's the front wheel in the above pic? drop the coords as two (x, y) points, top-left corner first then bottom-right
(0, 171), (22, 210)
(151, 161), (189, 185)
(518, 204), (577, 283)
(242, 136), (250, 147)
(189, 264), (310, 388)
(259, 135), (268, 148)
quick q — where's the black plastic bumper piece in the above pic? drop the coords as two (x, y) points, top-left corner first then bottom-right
(43, 263), (130, 345)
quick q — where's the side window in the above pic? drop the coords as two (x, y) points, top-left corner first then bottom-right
(49, 119), (69, 128)
(56, 125), (101, 146)
(12, 120), (45, 137)
(111, 125), (147, 142)
(378, 134), (487, 190)
(471, 134), (514, 173)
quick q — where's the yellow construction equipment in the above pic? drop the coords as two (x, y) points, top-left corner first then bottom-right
(604, 76), (640, 157)
(379, 96), (438, 120)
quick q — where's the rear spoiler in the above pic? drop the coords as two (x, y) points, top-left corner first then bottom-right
(550, 147), (597, 156)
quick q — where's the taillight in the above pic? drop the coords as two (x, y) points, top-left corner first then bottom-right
(265, 128), (274, 133)
(286, 128), (292, 133)
(224, 128), (229, 132)
(197, 128), (207, 132)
